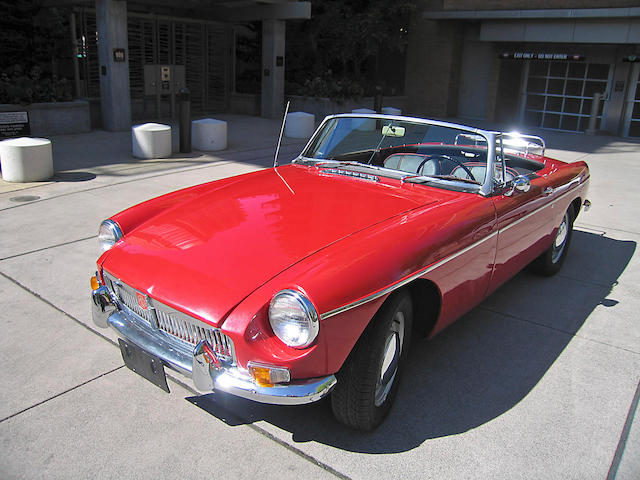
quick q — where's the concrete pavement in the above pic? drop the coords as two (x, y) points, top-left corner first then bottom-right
(0, 115), (638, 479)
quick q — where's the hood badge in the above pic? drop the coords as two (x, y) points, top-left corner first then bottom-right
(137, 291), (159, 329)
(136, 292), (148, 310)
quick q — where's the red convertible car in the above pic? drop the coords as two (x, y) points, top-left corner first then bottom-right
(91, 114), (590, 430)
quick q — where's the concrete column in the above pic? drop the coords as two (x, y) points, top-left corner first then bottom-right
(604, 62), (630, 134)
(96, 0), (131, 131)
(261, 19), (285, 119)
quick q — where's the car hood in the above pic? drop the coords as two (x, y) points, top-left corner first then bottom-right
(102, 164), (441, 326)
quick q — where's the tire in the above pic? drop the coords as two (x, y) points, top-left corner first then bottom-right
(331, 291), (413, 431)
(530, 207), (574, 276)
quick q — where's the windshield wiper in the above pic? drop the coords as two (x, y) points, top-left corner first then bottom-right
(403, 174), (480, 185)
(313, 160), (385, 172)
(432, 175), (481, 185)
(314, 160), (364, 168)
(333, 150), (375, 161)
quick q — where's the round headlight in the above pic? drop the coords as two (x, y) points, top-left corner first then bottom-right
(98, 219), (123, 252)
(268, 289), (319, 348)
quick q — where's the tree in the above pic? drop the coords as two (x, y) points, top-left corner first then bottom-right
(0, 0), (73, 103)
(286, 0), (415, 98)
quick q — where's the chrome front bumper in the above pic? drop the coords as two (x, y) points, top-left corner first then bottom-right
(92, 286), (336, 405)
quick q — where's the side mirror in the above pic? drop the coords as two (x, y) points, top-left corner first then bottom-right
(504, 175), (531, 196)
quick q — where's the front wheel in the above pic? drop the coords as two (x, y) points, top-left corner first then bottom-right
(331, 291), (413, 431)
(530, 207), (574, 276)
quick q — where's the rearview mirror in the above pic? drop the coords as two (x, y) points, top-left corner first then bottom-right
(382, 125), (405, 137)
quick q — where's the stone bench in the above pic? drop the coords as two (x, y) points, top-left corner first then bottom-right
(285, 111), (315, 139)
(192, 118), (227, 151)
(0, 137), (54, 182)
(132, 123), (172, 159)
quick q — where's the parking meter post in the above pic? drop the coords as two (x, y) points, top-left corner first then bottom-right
(178, 88), (191, 153)
(374, 86), (383, 113)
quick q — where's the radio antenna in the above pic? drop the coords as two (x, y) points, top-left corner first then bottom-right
(273, 100), (290, 168)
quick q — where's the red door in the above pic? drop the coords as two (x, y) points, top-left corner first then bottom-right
(488, 177), (556, 294)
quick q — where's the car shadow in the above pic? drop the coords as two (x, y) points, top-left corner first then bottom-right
(186, 230), (635, 453)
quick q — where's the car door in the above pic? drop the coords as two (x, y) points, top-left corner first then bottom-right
(488, 175), (556, 295)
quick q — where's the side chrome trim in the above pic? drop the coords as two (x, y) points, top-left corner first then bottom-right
(321, 230), (499, 319)
(322, 177), (587, 319)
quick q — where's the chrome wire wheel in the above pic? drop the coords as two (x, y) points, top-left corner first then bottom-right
(374, 311), (405, 407)
(551, 211), (570, 264)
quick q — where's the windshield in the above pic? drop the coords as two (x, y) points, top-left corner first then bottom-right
(301, 117), (490, 186)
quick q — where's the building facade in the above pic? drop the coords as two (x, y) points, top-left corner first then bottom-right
(64, 0), (309, 131)
(405, 1), (640, 137)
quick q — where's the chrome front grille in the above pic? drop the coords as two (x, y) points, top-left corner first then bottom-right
(117, 283), (156, 323)
(103, 271), (234, 361)
(154, 309), (234, 358)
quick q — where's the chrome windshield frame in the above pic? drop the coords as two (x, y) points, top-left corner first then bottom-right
(494, 131), (546, 156)
(293, 113), (499, 197)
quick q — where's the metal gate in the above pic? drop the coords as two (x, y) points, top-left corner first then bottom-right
(523, 61), (612, 133)
(76, 9), (230, 120)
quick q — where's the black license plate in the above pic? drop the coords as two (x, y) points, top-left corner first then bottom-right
(119, 339), (170, 393)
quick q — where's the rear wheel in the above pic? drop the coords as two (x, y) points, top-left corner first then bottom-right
(331, 291), (413, 431)
(530, 207), (574, 276)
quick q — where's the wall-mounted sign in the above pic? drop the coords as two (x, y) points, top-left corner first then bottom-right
(500, 52), (584, 61)
(113, 48), (125, 62)
(0, 111), (30, 139)
(623, 55), (640, 63)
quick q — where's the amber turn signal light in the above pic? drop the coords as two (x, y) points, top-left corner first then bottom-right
(90, 275), (100, 290)
(248, 363), (291, 387)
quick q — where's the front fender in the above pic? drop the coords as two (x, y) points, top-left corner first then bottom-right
(220, 192), (495, 379)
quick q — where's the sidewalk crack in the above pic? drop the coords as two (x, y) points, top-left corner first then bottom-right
(0, 366), (124, 424)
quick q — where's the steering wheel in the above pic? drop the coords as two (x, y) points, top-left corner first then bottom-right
(417, 155), (477, 181)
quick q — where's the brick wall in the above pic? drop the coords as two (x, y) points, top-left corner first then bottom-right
(442, 0), (639, 10)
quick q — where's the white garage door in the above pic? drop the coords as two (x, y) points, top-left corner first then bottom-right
(523, 61), (611, 132)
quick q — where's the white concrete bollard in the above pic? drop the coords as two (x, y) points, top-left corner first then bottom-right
(382, 107), (402, 116)
(351, 108), (376, 131)
(285, 112), (315, 139)
(132, 123), (172, 159)
(192, 118), (228, 151)
(0, 137), (54, 182)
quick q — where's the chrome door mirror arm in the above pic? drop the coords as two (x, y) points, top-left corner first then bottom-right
(504, 175), (532, 197)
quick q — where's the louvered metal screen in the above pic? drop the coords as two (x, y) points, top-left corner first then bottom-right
(185, 22), (206, 113)
(77, 9), (229, 120)
(206, 24), (229, 113)
(79, 11), (100, 99)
